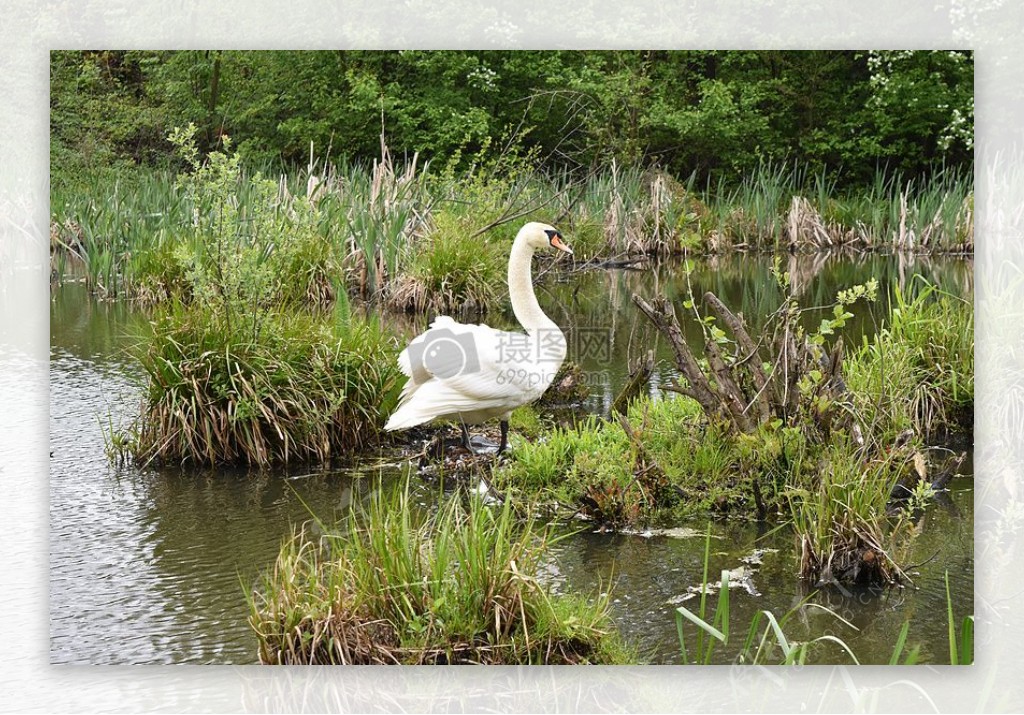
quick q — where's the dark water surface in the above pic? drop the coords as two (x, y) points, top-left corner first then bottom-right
(49, 255), (973, 664)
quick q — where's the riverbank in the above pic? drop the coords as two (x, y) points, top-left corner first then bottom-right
(49, 277), (974, 665)
(50, 137), (973, 314)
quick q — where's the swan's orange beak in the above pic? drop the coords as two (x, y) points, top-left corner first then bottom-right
(551, 235), (573, 255)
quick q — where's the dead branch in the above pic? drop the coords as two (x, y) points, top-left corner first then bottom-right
(611, 350), (654, 416)
(631, 295), (722, 420)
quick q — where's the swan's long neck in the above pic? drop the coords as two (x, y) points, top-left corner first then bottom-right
(508, 237), (556, 334)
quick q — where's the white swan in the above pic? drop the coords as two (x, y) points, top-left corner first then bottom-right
(384, 221), (573, 453)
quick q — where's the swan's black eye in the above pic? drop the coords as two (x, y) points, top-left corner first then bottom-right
(544, 229), (560, 243)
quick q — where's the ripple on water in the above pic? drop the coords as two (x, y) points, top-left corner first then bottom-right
(49, 265), (973, 664)
(49, 345), (393, 663)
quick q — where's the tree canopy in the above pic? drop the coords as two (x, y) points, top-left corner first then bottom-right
(50, 50), (973, 188)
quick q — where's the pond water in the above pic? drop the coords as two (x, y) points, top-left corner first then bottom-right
(49, 253), (973, 665)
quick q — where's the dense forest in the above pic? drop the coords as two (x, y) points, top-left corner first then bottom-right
(50, 50), (973, 189)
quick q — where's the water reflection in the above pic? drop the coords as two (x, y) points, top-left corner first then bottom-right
(550, 252), (972, 413)
(49, 253), (973, 664)
(548, 473), (973, 664)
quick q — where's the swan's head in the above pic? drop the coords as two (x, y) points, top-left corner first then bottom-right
(519, 221), (573, 255)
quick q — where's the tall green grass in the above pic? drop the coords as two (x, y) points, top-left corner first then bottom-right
(784, 440), (910, 586)
(706, 160), (804, 249)
(832, 164), (974, 252)
(50, 168), (189, 298)
(115, 303), (400, 466)
(315, 142), (434, 300)
(846, 278), (974, 440)
(248, 481), (630, 664)
(52, 144), (974, 313)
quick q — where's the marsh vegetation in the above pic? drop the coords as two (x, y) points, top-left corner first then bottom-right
(50, 50), (973, 665)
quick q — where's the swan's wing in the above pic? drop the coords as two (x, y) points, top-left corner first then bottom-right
(387, 316), (563, 428)
(398, 316), (530, 397)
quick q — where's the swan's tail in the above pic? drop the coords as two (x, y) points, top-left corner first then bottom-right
(383, 402), (429, 431)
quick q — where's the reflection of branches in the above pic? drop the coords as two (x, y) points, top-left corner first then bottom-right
(787, 251), (832, 297)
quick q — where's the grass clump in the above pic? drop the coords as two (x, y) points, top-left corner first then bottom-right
(388, 227), (506, 314)
(117, 305), (399, 466)
(105, 128), (405, 467)
(248, 482), (629, 664)
(784, 441), (910, 586)
(783, 282), (973, 585)
(846, 280), (973, 440)
(495, 397), (731, 526)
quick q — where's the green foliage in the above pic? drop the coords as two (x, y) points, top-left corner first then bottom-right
(248, 481), (630, 664)
(50, 50), (973, 191)
(862, 52), (974, 171)
(116, 304), (400, 466)
(168, 124), (339, 311)
(50, 50), (173, 191)
(813, 278), (878, 343)
(846, 279), (974, 439)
